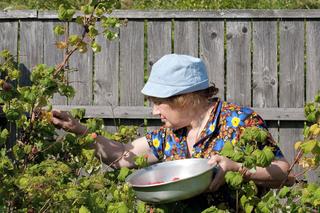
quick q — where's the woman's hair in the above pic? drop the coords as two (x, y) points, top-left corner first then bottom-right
(148, 83), (219, 108)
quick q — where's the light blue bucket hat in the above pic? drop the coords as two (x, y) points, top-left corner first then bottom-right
(141, 54), (209, 98)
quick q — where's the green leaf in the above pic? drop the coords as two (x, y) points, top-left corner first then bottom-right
(88, 26), (99, 38)
(300, 140), (317, 154)
(118, 203), (129, 213)
(117, 167), (130, 181)
(17, 177), (30, 189)
(315, 91), (320, 103)
(242, 181), (258, 197)
(68, 35), (81, 46)
(262, 146), (274, 164)
(136, 201), (146, 213)
(8, 69), (20, 80)
(278, 186), (290, 198)
(240, 195), (248, 208)
(257, 129), (268, 144)
(306, 111), (317, 123)
(104, 30), (118, 40)
(245, 204), (254, 213)
(134, 155), (148, 168)
(0, 49), (10, 59)
(81, 5), (94, 14)
(244, 145), (254, 155)
(232, 151), (244, 162)
(53, 25), (65, 35)
(225, 171), (243, 189)
(6, 109), (20, 121)
(220, 141), (234, 158)
(66, 188), (80, 200)
(252, 147), (274, 167)
(79, 205), (91, 213)
(58, 4), (75, 21)
(0, 129), (9, 146)
(71, 108), (86, 119)
(58, 84), (75, 98)
(91, 42), (101, 53)
(23, 144), (32, 154)
(95, 8), (105, 17)
(82, 149), (95, 161)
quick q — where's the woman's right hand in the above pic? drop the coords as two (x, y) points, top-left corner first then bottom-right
(51, 109), (87, 135)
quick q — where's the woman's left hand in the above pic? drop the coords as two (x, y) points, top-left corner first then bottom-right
(207, 154), (241, 192)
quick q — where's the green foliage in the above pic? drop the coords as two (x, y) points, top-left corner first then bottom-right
(254, 91), (320, 213)
(2, 0), (320, 10)
(225, 171), (243, 190)
(71, 108), (86, 119)
(0, 2), (137, 212)
(1, 0), (320, 211)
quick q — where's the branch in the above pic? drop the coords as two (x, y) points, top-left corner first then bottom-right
(53, 1), (100, 77)
(279, 148), (304, 188)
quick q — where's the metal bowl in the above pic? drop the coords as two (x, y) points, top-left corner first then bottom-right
(125, 158), (217, 204)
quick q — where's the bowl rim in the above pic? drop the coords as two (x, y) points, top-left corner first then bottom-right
(126, 158), (217, 188)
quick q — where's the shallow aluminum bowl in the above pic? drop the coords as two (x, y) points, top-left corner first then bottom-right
(125, 158), (217, 204)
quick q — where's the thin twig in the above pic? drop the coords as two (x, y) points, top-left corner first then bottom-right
(236, 190), (239, 213)
(279, 149), (304, 188)
(39, 198), (51, 213)
(108, 101), (118, 132)
(294, 167), (312, 178)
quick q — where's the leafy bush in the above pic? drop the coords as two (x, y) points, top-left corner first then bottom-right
(2, 0), (320, 10)
(0, 1), (319, 212)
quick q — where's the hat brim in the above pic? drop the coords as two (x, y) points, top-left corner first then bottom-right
(141, 80), (209, 98)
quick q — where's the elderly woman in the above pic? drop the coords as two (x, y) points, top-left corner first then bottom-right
(52, 54), (294, 206)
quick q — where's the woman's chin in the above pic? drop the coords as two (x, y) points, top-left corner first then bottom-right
(163, 122), (181, 129)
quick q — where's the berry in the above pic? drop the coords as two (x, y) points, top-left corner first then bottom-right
(91, 132), (98, 139)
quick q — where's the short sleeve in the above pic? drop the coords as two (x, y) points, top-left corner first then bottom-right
(243, 112), (284, 159)
(145, 128), (166, 160)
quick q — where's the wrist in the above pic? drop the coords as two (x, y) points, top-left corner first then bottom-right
(238, 163), (252, 180)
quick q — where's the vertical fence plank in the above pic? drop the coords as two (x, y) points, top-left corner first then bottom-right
(94, 24), (119, 106)
(119, 20), (145, 133)
(0, 21), (18, 148)
(43, 20), (67, 104)
(199, 20), (225, 100)
(306, 20), (320, 183)
(0, 21), (18, 58)
(252, 20), (278, 140)
(94, 24), (120, 133)
(119, 20), (144, 106)
(226, 20), (251, 106)
(19, 20), (43, 148)
(174, 20), (198, 56)
(19, 20), (44, 86)
(306, 20), (320, 102)
(279, 20), (305, 175)
(147, 20), (172, 131)
(147, 20), (172, 72)
(68, 22), (93, 105)
(252, 20), (278, 108)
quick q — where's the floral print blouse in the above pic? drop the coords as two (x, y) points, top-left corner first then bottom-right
(145, 99), (283, 161)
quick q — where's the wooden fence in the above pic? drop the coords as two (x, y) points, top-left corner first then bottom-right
(0, 10), (319, 182)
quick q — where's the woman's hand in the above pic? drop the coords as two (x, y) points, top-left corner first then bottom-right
(207, 154), (241, 192)
(51, 109), (87, 135)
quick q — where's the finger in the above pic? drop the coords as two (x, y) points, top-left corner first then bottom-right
(208, 154), (221, 165)
(208, 165), (225, 192)
(51, 116), (66, 129)
(52, 110), (70, 121)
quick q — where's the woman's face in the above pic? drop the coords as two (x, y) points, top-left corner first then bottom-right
(152, 100), (190, 129)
